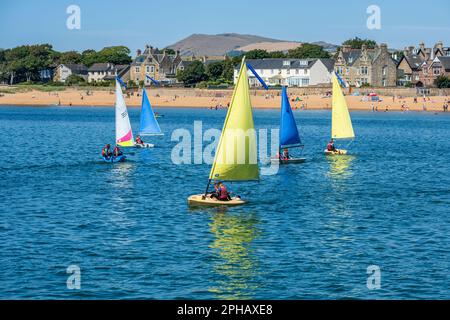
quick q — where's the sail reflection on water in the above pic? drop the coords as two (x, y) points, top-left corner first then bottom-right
(208, 211), (260, 300)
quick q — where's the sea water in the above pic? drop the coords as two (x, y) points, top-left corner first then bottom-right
(0, 106), (449, 299)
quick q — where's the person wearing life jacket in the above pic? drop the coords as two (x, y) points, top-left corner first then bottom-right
(102, 144), (112, 158)
(281, 148), (290, 160)
(327, 139), (337, 152)
(217, 182), (231, 201)
(113, 145), (123, 157)
(135, 135), (144, 146)
(211, 182), (231, 201)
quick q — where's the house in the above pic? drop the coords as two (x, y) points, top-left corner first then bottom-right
(87, 63), (130, 83)
(334, 43), (397, 87)
(87, 63), (115, 83)
(130, 45), (182, 85)
(397, 41), (450, 86)
(233, 58), (334, 87)
(53, 64), (88, 83)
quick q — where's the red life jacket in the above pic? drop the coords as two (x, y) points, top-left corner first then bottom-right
(327, 143), (334, 151)
(113, 147), (120, 155)
(218, 186), (229, 200)
(136, 137), (142, 144)
(102, 147), (109, 156)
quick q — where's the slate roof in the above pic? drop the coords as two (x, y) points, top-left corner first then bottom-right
(88, 63), (115, 72)
(63, 64), (88, 74)
(438, 56), (450, 71)
(404, 54), (424, 70)
(242, 58), (317, 70)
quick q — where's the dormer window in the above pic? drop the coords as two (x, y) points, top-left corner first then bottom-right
(283, 60), (291, 66)
(299, 60), (308, 66)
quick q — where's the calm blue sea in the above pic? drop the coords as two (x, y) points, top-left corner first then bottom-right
(0, 106), (449, 299)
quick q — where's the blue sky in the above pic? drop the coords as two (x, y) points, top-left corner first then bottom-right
(1, 0), (449, 53)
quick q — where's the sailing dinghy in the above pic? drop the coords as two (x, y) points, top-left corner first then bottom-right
(324, 73), (355, 155)
(188, 58), (259, 206)
(102, 79), (133, 162)
(135, 88), (163, 148)
(271, 86), (305, 164)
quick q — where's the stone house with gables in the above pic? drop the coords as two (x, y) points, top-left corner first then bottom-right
(397, 41), (450, 86)
(334, 43), (397, 87)
(130, 45), (182, 85)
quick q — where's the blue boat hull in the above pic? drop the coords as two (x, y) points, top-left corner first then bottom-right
(102, 155), (126, 163)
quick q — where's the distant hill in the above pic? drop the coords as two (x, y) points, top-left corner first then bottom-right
(167, 33), (288, 56)
(167, 33), (339, 56)
(234, 41), (302, 53)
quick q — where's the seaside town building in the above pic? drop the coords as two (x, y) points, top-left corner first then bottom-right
(129, 45), (182, 85)
(87, 63), (130, 83)
(53, 64), (88, 83)
(334, 43), (397, 87)
(397, 41), (450, 87)
(233, 58), (335, 87)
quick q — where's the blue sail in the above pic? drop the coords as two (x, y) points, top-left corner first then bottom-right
(279, 86), (302, 149)
(139, 89), (162, 135)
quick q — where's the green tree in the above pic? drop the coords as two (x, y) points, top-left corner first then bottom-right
(177, 60), (208, 85)
(270, 51), (287, 58)
(206, 61), (224, 81)
(97, 46), (131, 65)
(221, 57), (236, 82)
(342, 37), (377, 49)
(435, 75), (450, 88)
(245, 49), (271, 59)
(58, 51), (82, 64)
(81, 49), (98, 67)
(287, 44), (330, 59)
(163, 48), (176, 55)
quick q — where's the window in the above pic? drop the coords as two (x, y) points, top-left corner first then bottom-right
(301, 78), (309, 86)
(433, 68), (440, 75)
(382, 79), (387, 87)
(382, 66), (387, 76)
(150, 66), (155, 73)
(360, 66), (368, 75)
(346, 68), (349, 75)
(299, 60), (308, 66)
(287, 69), (290, 75)
(283, 60), (291, 66)
(337, 66), (343, 74)
(135, 67), (140, 73)
(295, 69), (299, 75)
(146, 66), (150, 72)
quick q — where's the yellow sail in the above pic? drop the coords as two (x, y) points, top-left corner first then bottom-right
(209, 58), (259, 181)
(331, 74), (355, 139)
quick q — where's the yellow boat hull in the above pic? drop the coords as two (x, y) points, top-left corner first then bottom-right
(187, 194), (246, 206)
(324, 149), (348, 155)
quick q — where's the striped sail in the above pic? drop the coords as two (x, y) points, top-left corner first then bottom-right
(115, 80), (134, 147)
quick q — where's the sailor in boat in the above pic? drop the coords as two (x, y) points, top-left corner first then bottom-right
(102, 144), (112, 159)
(281, 148), (291, 160)
(135, 135), (145, 147)
(113, 145), (123, 157)
(326, 139), (337, 152)
(210, 182), (232, 201)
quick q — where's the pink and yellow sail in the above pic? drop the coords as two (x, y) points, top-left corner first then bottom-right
(115, 80), (134, 147)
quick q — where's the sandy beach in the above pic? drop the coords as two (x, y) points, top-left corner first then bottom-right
(1, 87), (449, 112)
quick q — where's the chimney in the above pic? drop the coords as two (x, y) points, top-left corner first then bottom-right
(361, 44), (367, 52)
(380, 43), (388, 52)
(342, 45), (351, 53)
(435, 41), (444, 51)
(419, 42), (425, 51)
(136, 49), (142, 56)
(404, 46), (410, 55)
(408, 46), (415, 53)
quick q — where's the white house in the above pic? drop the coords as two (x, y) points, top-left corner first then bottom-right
(234, 58), (335, 87)
(88, 63), (116, 83)
(53, 64), (88, 83)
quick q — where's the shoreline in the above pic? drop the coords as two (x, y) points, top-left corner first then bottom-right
(0, 88), (449, 112)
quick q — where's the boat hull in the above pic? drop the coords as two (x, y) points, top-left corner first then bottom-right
(324, 149), (348, 155)
(187, 194), (246, 206)
(270, 157), (306, 164)
(102, 155), (126, 163)
(135, 143), (154, 148)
